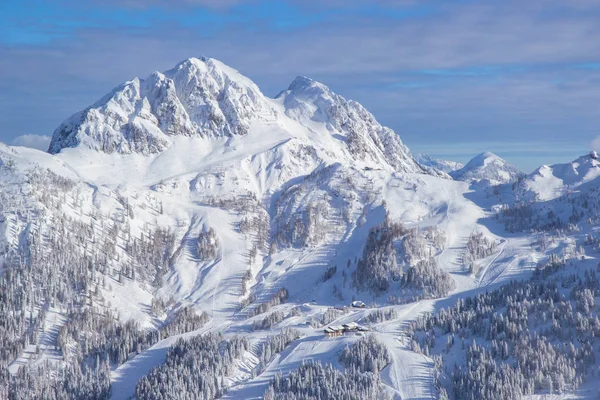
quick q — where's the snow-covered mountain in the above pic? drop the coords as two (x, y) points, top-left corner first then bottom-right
(48, 57), (430, 179)
(2, 57), (600, 400)
(416, 153), (463, 174)
(495, 152), (600, 232)
(450, 151), (523, 185)
(275, 76), (428, 174)
(523, 152), (600, 201)
(49, 57), (275, 154)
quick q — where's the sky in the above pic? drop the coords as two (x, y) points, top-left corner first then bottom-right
(1, 0), (600, 171)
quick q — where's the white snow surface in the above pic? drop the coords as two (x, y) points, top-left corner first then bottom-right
(524, 153), (600, 201)
(2, 57), (598, 399)
(416, 153), (463, 174)
(451, 151), (523, 185)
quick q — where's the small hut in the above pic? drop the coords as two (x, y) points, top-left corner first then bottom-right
(351, 300), (366, 308)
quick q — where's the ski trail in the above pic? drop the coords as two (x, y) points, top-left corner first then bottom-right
(8, 306), (67, 375)
(477, 238), (510, 287)
(380, 331), (436, 400)
(110, 322), (214, 400)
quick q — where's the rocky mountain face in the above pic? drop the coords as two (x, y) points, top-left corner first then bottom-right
(48, 57), (428, 178)
(276, 76), (427, 174)
(49, 57), (275, 155)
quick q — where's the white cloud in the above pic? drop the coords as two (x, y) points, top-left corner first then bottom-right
(592, 136), (600, 152)
(12, 134), (51, 151)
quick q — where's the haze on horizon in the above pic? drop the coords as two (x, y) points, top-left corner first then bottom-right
(1, 0), (600, 171)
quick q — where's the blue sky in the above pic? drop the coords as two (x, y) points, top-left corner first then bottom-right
(1, 0), (600, 171)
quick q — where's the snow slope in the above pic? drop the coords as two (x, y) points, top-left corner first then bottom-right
(524, 153), (600, 201)
(2, 57), (596, 400)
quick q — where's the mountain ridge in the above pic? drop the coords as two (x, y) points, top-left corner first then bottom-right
(416, 153), (463, 174)
(48, 57), (432, 178)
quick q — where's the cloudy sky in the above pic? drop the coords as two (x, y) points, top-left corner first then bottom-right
(1, 0), (599, 171)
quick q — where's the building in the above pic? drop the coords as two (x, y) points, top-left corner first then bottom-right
(342, 322), (359, 331)
(351, 300), (366, 308)
(324, 326), (344, 337)
(324, 322), (369, 337)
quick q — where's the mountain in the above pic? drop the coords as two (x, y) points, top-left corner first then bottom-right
(48, 57), (431, 179)
(495, 152), (600, 232)
(450, 151), (523, 185)
(2, 57), (599, 400)
(523, 152), (600, 201)
(416, 153), (463, 174)
(275, 76), (428, 174)
(48, 57), (274, 155)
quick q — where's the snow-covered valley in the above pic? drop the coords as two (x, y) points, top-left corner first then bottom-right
(1, 57), (600, 400)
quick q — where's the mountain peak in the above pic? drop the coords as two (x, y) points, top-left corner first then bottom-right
(465, 152), (501, 168)
(171, 56), (219, 70)
(451, 151), (522, 185)
(477, 151), (496, 159)
(289, 75), (314, 87)
(287, 75), (329, 93)
(165, 56), (262, 94)
(277, 75), (433, 175)
(183, 55), (210, 63)
(170, 56), (224, 75)
(48, 57), (273, 155)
